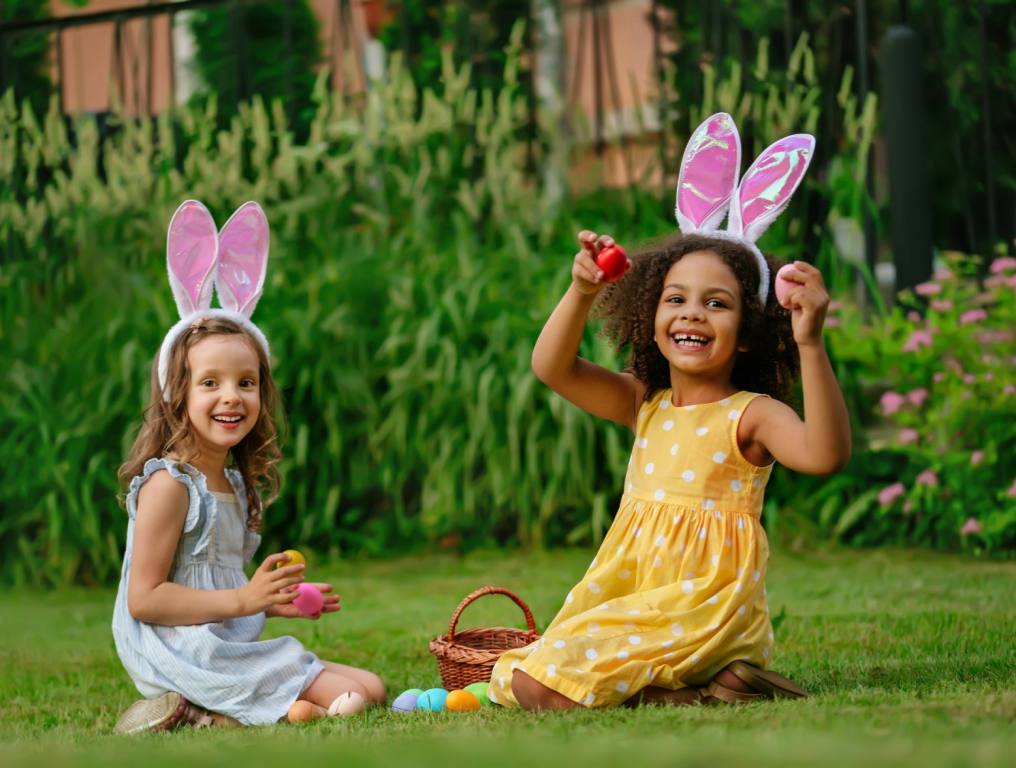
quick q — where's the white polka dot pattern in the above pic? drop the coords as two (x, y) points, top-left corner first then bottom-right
(486, 390), (773, 710)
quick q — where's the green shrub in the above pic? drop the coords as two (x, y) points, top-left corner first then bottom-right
(775, 253), (1016, 551)
(2, 29), (1004, 587)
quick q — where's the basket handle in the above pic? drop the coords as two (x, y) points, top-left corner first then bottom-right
(447, 585), (537, 640)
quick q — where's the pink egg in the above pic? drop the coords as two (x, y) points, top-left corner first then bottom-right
(292, 583), (324, 616)
(774, 263), (797, 309)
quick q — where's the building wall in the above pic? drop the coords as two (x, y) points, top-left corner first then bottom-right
(48, 0), (658, 186)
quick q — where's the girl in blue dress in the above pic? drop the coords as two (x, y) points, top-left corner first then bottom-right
(112, 201), (385, 732)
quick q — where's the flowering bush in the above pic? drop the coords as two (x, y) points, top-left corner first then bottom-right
(809, 253), (1016, 553)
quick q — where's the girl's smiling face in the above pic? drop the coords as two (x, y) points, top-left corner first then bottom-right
(185, 334), (261, 458)
(654, 250), (745, 379)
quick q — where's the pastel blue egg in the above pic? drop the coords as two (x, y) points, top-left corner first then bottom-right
(391, 691), (419, 713)
(415, 687), (448, 712)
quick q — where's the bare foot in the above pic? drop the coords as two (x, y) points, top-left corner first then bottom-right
(627, 686), (704, 707)
(288, 699), (327, 723)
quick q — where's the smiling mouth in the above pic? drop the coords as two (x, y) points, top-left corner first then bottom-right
(212, 415), (244, 423)
(672, 333), (712, 350)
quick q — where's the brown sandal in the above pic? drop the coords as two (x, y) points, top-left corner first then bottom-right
(700, 680), (769, 705)
(727, 660), (809, 699)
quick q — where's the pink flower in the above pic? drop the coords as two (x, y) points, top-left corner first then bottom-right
(902, 500), (914, 514)
(930, 299), (953, 312)
(880, 391), (906, 415)
(959, 309), (987, 325)
(898, 428), (919, 445)
(1009, 479), (1016, 498)
(933, 372), (945, 383)
(933, 268), (954, 281)
(916, 469), (938, 487)
(977, 330), (1013, 344)
(903, 329), (934, 352)
(1005, 385), (1016, 395)
(907, 388), (929, 407)
(970, 451), (983, 466)
(878, 482), (906, 507)
(989, 256), (1016, 273)
(829, 300), (843, 312)
(915, 282), (942, 296)
(984, 373), (995, 382)
(985, 274), (1007, 289)
(963, 374), (976, 385)
(960, 517), (983, 536)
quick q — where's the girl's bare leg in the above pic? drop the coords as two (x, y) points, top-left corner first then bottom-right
(512, 670), (579, 711)
(287, 662), (387, 722)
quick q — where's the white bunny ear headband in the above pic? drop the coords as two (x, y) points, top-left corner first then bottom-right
(675, 112), (815, 305)
(158, 199), (271, 401)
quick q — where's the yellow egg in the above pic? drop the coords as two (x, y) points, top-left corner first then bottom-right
(445, 689), (481, 712)
(275, 549), (306, 570)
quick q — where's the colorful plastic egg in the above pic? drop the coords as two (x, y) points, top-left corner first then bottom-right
(446, 689), (481, 712)
(774, 264), (797, 309)
(391, 689), (422, 713)
(415, 688), (448, 712)
(327, 690), (366, 717)
(463, 682), (490, 706)
(288, 700), (318, 723)
(275, 549), (306, 570)
(292, 583), (324, 616)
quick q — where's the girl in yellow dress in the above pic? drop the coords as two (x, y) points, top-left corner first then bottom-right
(489, 114), (850, 710)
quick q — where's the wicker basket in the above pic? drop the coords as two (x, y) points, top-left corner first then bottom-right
(428, 585), (540, 690)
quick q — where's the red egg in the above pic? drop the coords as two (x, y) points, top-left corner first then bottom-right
(596, 244), (629, 282)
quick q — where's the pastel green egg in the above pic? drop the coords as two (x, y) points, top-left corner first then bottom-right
(463, 682), (490, 706)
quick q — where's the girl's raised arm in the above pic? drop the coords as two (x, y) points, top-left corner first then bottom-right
(532, 231), (645, 430)
(743, 262), (851, 475)
(127, 470), (304, 625)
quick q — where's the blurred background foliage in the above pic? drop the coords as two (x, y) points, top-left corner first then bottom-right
(186, 0), (322, 137)
(0, 0), (53, 118)
(656, 0), (1014, 258)
(0, 3), (1013, 586)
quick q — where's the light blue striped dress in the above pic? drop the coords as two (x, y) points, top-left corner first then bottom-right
(112, 458), (324, 725)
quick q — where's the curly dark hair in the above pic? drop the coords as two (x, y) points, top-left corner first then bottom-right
(594, 233), (800, 405)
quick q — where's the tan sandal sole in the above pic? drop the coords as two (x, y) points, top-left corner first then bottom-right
(113, 692), (187, 734)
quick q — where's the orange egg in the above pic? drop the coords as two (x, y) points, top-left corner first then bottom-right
(445, 689), (481, 712)
(288, 700), (319, 723)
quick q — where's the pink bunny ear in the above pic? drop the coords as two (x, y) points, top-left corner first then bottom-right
(166, 200), (218, 317)
(727, 134), (815, 243)
(215, 201), (269, 317)
(675, 112), (741, 233)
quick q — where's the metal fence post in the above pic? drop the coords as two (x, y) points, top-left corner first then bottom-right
(879, 24), (932, 295)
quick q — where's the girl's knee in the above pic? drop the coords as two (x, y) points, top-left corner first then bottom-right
(361, 671), (386, 705)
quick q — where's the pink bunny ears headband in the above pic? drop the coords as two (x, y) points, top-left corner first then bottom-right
(158, 200), (270, 401)
(675, 112), (815, 305)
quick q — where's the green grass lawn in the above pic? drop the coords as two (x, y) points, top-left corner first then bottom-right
(1, 547), (1013, 767)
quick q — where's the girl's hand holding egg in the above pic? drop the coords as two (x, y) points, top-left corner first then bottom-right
(773, 261), (831, 347)
(573, 231), (629, 294)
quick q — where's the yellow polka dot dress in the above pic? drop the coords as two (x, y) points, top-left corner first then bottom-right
(489, 389), (775, 708)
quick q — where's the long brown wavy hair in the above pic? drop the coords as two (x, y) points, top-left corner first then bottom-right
(118, 316), (283, 531)
(594, 233), (800, 405)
